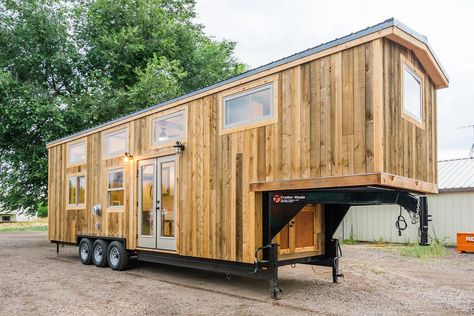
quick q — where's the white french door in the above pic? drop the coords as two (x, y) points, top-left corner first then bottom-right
(138, 156), (177, 250)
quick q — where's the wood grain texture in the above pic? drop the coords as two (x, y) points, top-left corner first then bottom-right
(48, 38), (440, 264)
(382, 39), (437, 185)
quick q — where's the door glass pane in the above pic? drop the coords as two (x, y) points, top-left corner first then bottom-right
(141, 165), (154, 236)
(160, 161), (175, 237)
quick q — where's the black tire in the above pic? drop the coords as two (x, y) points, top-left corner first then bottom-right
(92, 239), (109, 267)
(107, 241), (129, 271)
(78, 238), (93, 265)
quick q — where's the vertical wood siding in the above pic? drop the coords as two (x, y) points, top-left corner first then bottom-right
(382, 39), (437, 183)
(48, 39), (437, 263)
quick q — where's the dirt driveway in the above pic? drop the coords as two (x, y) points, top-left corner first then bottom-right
(1, 231), (473, 315)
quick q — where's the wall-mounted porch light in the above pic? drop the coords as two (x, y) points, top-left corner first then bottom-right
(173, 141), (185, 154)
(123, 152), (134, 163)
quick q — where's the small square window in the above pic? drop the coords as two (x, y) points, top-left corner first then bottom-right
(152, 111), (186, 146)
(103, 128), (128, 158)
(222, 84), (274, 130)
(68, 141), (86, 165)
(68, 175), (86, 208)
(107, 169), (125, 208)
(403, 64), (423, 123)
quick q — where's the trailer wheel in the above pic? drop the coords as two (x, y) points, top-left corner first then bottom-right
(78, 238), (93, 265)
(108, 241), (129, 271)
(92, 239), (109, 267)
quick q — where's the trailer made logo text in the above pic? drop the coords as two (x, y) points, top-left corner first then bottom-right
(272, 194), (306, 204)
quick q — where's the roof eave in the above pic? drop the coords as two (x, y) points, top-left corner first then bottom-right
(388, 20), (449, 88)
(46, 18), (448, 147)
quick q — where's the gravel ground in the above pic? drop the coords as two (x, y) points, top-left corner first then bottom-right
(1, 232), (473, 315)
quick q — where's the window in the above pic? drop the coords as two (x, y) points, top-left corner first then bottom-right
(68, 141), (86, 165)
(103, 128), (128, 158)
(152, 111), (186, 146)
(222, 83), (274, 129)
(1, 215), (11, 222)
(68, 175), (85, 208)
(107, 169), (124, 209)
(402, 63), (423, 123)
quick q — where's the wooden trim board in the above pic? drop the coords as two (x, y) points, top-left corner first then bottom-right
(249, 172), (437, 194)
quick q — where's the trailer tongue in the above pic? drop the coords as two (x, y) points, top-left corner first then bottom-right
(255, 186), (429, 299)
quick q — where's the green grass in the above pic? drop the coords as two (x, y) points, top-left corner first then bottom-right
(0, 225), (47, 232)
(341, 224), (358, 245)
(341, 238), (358, 245)
(399, 242), (447, 258)
(0, 218), (48, 233)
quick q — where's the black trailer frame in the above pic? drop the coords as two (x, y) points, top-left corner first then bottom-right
(135, 186), (430, 299)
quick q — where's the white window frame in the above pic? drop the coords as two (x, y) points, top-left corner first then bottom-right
(222, 83), (274, 130)
(103, 128), (129, 159)
(151, 110), (187, 147)
(106, 168), (125, 210)
(67, 174), (86, 209)
(401, 56), (425, 128)
(67, 140), (87, 167)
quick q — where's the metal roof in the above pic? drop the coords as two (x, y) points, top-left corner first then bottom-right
(438, 158), (474, 192)
(48, 17), (448, 146)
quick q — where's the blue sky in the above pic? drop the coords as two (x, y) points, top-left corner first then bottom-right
(195, 0), (474, 160)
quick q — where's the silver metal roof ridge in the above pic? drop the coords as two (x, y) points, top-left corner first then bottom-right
(47, 17), (447, 146)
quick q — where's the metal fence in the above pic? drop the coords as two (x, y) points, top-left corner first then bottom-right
(334, 191), (474, 244)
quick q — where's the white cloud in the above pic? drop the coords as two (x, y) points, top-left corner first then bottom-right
(195, 0), (474, 159)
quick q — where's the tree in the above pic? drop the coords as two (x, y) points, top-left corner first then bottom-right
(0, 0), (245, 214)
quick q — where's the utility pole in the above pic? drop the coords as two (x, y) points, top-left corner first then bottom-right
(457, 124), (474, 158)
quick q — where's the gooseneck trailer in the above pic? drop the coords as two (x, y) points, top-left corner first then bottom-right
(47, 18), (447, 298)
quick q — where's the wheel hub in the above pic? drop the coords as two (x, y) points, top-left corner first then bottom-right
(94, 245), (103, 262)
(110, 247), (119, 266)
(80, 244), (89, 259)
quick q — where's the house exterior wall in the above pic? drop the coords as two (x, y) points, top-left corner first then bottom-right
(47, 35), (441, 264)
(335, 191), (474, 244)
(48, 40), (383, 263)
(382, 39), (438, 185)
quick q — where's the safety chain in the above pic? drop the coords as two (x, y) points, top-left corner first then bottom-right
(408, 196), (421, 225)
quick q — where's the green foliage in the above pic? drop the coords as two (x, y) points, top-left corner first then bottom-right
(399, 241), (447, 258)
(0, 0), (246, 214)
(0, 225), (48, 233)
(37, 203), (48, 218)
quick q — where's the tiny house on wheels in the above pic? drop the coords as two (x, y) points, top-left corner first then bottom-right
(48, 18), (448, 298)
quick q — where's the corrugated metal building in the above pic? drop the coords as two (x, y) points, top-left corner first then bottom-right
(335, 158), (474, 244)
